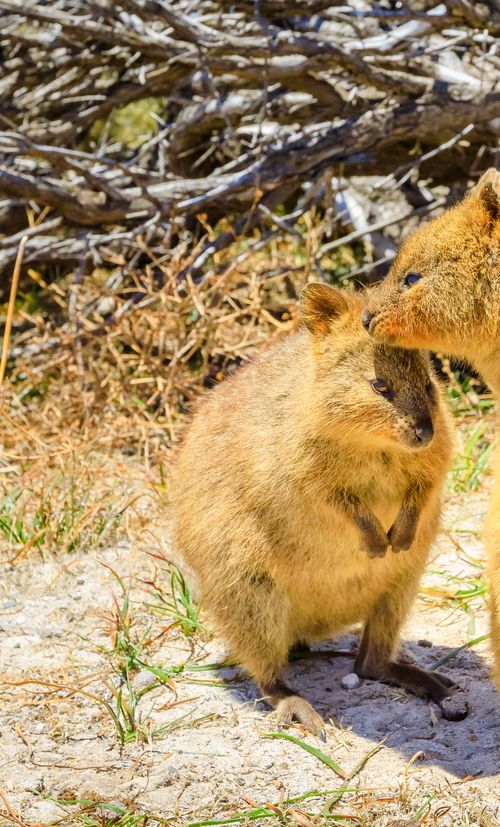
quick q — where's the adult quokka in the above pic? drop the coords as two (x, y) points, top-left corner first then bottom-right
(172, 283), (465, 736)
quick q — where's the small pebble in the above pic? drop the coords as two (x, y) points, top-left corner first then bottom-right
(26, 776), (44, 793)
(417, 639), (433, 648)
(96, 296), (116, 317)
(341, 672), (361, 690)
(2, 599), (16, 609)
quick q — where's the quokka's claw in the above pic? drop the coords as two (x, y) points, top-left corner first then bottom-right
(273, 695), (326, 738)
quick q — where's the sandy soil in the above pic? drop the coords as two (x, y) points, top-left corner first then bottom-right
(1, 489), (499, 826)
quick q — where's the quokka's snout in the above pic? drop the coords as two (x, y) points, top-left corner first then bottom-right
(369, 343), (437, 452)
(405, 400), (435, 449)
(394, 411), (434, 450)
(412, 418), (434, 447)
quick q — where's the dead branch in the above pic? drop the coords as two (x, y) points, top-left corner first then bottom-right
(0, 0), (498, 275)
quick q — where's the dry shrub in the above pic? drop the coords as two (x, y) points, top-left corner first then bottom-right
(3, 238), (313, 457)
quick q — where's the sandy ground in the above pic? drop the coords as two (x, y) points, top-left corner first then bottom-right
(1, 488), (499, 826)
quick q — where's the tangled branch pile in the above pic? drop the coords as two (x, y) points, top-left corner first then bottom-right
(0, 0), (498, 274)
(0, 0), (498, 451)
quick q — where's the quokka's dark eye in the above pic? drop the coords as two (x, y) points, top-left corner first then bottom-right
(403, 271), (422, 289)
(372, 378), (391, 397)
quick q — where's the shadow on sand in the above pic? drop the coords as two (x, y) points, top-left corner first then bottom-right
(223, 634), (500, 780)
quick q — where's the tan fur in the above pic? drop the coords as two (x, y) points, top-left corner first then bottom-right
(171, 286), (455, 729)
(364, 168), (500, 684)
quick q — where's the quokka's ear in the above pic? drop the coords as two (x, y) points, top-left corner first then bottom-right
(300, 282), (349, 335)
(474, 168), (500, 228)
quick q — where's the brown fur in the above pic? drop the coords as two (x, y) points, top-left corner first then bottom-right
(363, 168), (500, 684)
(171, 285), (460, 734)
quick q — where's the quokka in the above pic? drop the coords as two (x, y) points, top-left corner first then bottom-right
(172, 283), (466, 735)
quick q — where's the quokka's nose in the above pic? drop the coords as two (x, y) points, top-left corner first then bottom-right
(362, 309), (375, 331)
(413, 420), (434, 447)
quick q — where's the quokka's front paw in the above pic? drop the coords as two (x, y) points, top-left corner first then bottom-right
(388, 515), (417, 553)
(360, 527), (391, 559)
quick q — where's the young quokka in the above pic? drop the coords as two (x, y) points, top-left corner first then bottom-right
(172, 283), (465, 736)
(363, 168), (500, 686)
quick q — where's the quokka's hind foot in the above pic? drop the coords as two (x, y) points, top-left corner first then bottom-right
(260, 679), (326, 740)
(356, 657), (468, 722)
(356, 594), (468, 724)
(274, 695), (327, 740)
(387, 663), (468, 721)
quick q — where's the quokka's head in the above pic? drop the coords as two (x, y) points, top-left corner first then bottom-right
(362, 168), (500, 356)
(301, 283), (440, 451)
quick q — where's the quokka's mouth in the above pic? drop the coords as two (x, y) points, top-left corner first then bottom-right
(401, 433), (434, 451)
(361, 308), (376, 332)
(362, 309), (389, 340)
(368, 316), (398, 344)
(396, 425), (434, 451)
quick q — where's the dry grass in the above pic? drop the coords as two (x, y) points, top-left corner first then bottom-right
(0, 234), (310, 571)
(0, 435), (168, 565)
(3, 238), (308, 455)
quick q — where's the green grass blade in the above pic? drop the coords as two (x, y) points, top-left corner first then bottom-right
(431, 633), (488, 669)
(263, 732), (348, 779)
(322, 738), (386, 814)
